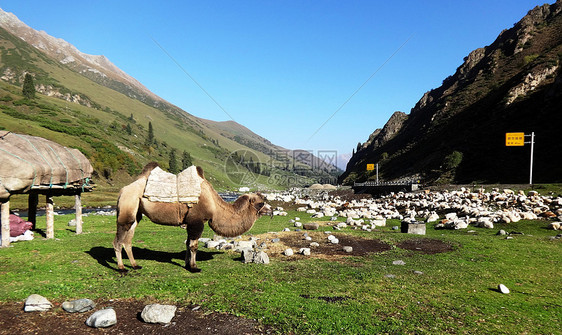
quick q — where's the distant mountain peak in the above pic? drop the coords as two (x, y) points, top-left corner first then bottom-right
(0, 7), (162, 104)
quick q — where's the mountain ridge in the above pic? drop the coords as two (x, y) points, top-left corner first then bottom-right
(342, 1), (562, 185)
(0, 8), (338, 189)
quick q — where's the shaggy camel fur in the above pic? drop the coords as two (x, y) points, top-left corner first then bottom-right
(113, 162), (272, 272)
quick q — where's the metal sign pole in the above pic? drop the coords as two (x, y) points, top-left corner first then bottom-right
(529, 132), (535, 185)
(376, 163), (379, 184)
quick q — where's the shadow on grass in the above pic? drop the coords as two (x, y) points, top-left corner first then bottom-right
(86, 246), (222, 272)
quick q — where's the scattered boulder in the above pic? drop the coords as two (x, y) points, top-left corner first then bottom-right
(299, 248), (311, 256)
(62, 298), (96, 313)
(547, 222), (561, 230)
(342, 246), (353, 253)
(283, 248), (294, 256)
(392, 260), (406, 266)
(141, 304), (177, 324)
(498, 284), (510, 294)
(85, 308), (117, 328)
(24, 294), (53, 312)
(401, 221), (426, 235)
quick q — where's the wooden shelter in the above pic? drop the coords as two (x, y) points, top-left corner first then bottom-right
(0, 131), (93, 247)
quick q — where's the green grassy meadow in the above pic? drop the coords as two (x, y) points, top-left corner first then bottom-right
(1, 210), (560, 334)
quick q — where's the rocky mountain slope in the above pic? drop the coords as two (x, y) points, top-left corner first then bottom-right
(0, 8), (338, 190)
(341, 1), (562, 185)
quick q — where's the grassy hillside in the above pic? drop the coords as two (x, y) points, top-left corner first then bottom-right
(0, 25), (338, 208)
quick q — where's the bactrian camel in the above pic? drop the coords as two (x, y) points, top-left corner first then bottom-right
(113, 162), (272, 272)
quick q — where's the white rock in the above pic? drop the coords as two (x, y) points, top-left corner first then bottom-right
(283, 248), (294, 256)
(548, 222), (561, 230)
(299, 248), (311, 256)
(24, 294), (53, 312)
(205, 241), (221, 249)
(342, 246), (353, 253)
(498, 284), (510, 294)
(141, 304), (177, 324)
(85, 308), (117, 328)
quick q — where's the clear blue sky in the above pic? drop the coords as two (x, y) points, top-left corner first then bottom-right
(1, 1), (549, 167)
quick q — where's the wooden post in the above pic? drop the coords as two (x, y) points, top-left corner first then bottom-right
(1, 200), (10, 247)
(28, 193), (38, 229)
(46, 195), (54, 239)
(75, 194), (83, 234)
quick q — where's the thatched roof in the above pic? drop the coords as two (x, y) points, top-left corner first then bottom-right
(0, 131), (93, 200)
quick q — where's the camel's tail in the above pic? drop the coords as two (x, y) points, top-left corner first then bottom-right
(137, 162), (160, 180)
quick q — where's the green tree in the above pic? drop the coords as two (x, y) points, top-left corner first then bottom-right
(145, 121), (154, 146)
(22, 73), (36, 99)
(181, 150), (192, 169)
(443, 151), (463, 170)
(169, 149), (179, 174)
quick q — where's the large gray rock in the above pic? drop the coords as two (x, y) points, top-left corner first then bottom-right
(24, 294), (53, 312)
(252, 251), (270, 264)
(242, 250), (270, 264)
(401, 221), (426, 235)
(141, 304), (177, 324)
(85, 308), (117, 328)
(62, 298), (96, 313)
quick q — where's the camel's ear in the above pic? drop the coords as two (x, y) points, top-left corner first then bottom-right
(196, 166), (205, 179)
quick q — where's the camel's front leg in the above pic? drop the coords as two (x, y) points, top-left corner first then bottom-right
(186, 238), (201, 273)
(185, 219), (204, 272)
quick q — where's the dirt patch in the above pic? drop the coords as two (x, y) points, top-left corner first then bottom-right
(276, 232), (392, 257)
(0, 299), (274, 335)
(396, 238), (456, 254)
(255, 231), (456, 259)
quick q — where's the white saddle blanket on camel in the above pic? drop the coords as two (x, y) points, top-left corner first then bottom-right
(143, 166), (203, 203)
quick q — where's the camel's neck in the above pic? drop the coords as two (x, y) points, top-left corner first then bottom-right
(206, 185), (258, 238)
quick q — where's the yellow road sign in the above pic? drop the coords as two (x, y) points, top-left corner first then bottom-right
(506, 132), (525, 146)
(366, 164), (375, 171)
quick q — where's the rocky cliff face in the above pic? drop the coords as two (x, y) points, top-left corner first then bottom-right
(341, 1), (562, 185)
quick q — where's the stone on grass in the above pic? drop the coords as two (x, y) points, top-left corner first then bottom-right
(392, 260), (406, 266)
(271, 238), (280, 243)
(342, 246), (353, 253)
(62, 298), (96, 313)
(498, 284), (510, 294)
(242, 250), (270, 264)
(401, 221), (426, 235)
(497, 229), (507, 236)
(85, 308), (117, 328)
(252, 251), (270, 264)
(234, 240), (255, 252)
(24, 294), (53, 312)
(299, 248), (311, 256)
(283, 248), (294, 256)
(303, 223), (319, 230)
(384, 274), (396, 279)
(141, 304), (177, 324)
(413, 271), (424, 275)
(310, 242), (320, 247)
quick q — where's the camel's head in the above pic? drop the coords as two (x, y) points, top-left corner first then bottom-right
(247, 192), (273, 218)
